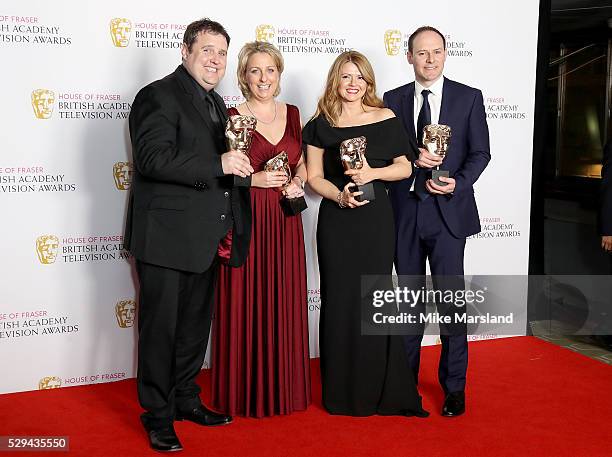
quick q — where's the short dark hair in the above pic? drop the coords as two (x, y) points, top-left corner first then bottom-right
(408, 26), (446, 53)
(183, 18), (230, 52)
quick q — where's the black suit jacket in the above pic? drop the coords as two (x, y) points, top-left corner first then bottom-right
(600, 141), (611, 235)
(124, 65), (251, 272)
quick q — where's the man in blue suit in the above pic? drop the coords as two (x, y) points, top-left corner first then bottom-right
(384, 26), (490, 417)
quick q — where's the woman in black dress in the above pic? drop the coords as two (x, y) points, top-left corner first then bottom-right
(303, 51), (428, 417)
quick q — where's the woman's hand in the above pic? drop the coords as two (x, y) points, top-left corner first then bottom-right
(282, 177), (305, 199)
(251, 171), (288, 189)
(344, 156), (377, 186)
(339, 182), (369, 208)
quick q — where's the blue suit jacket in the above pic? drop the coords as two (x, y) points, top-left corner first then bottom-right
(383, 78), (491, 238)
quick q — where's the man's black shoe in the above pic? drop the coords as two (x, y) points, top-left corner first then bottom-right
(176, 405), (232, 426)
(442, 391), (465, 417)
(145, 425), (183, 452)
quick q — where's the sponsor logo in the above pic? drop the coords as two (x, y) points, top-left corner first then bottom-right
(383, 28), (409, 56)
(384, 29), (403, 56)
(110, 18), (185, 49)
(485, 96), (527, 120)
(36, 235), (59, 264)
(113, 162), (133, 190)
(109, 17), (132, 47)
(445, 34), (473, 58)
(0, 15), (72, 45)
(255, 24), (275, 43)
(0, 312), (79, 339)
(38, 376), (62, 390)
(30, 89), (131, 120)
(35, 234), (130, 264)
(1, 166), (77, 193)
(31, 89), (55, 119)
(468, 217), (521, 240)
(115, 300), (136, 328)
(255, 24), (351, 54)
(62, 372), (127, 386)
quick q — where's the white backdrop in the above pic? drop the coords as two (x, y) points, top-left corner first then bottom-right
(0, 0), (540, 394)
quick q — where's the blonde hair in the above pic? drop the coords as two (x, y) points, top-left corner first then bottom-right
(313, 51), (383, 126)
(236, 41), (284, 99)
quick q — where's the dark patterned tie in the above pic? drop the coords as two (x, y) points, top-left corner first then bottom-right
(204, 92), (222, 130)
(414, 89), (431, 201)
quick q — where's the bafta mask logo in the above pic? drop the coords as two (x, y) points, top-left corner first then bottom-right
(115, 300), (136, 328)
(384, 30), (402, 56)
(255, 24), (275, 43)
(113, 161), (133, 190)
(39, 376), (62, 390)
(36, 235), (60, 265)
(31, 89), (56, 119)
(110, 18), (132, 47)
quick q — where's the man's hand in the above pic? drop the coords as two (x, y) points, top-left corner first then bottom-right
(426, 176), (455, 194)
(602, 235), (612, 252)
(415, 147), (443, 169)
(221, 150), (254, 177)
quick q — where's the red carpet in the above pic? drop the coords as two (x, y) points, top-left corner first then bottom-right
(1, 337), (611, 456)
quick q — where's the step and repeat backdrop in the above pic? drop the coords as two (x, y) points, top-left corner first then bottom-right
(0, 0), (540, 394)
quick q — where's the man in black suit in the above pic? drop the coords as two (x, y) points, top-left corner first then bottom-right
(125, 18), (254, 452)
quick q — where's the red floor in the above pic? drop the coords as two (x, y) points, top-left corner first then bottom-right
(1, 337), (611, 456)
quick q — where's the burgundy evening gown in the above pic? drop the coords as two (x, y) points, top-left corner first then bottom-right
(211, 104), (311, 417)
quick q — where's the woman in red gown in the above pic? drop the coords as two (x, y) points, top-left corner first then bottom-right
(212, 41), (311, 417)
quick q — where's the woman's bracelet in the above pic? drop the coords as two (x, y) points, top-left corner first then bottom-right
(336, 191), (347, 208)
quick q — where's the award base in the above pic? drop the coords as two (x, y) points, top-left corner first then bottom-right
(432, 170), (449, 187)
(355, 182), (376, 202)
(281, 196), (308, 215)
(233, 175), (250, 187)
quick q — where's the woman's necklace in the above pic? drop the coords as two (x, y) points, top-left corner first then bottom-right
(246, 101), (277, 125)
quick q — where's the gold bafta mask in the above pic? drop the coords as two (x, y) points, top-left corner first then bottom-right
(36, 235), (60, 264)
(384, 30), (402, 56)
(39, 376), (62, 390)
(422, 124), (452, 159)
(31, 89), (55, 119)
(255, 24), (275, 43)
(110, 18), (132, 47)
(264, 151), (291, 185)
(340, 136), (367, 170)
(113, 161), (133, 190)
(225, 115), (257, 155)
(115, 300), (136, 328)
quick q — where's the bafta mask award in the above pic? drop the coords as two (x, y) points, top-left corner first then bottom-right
(225, 115), (257, 187)
(422, 124), (451, 186)
(340, 136), (376, 202)
(264, 151), (308, 215)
